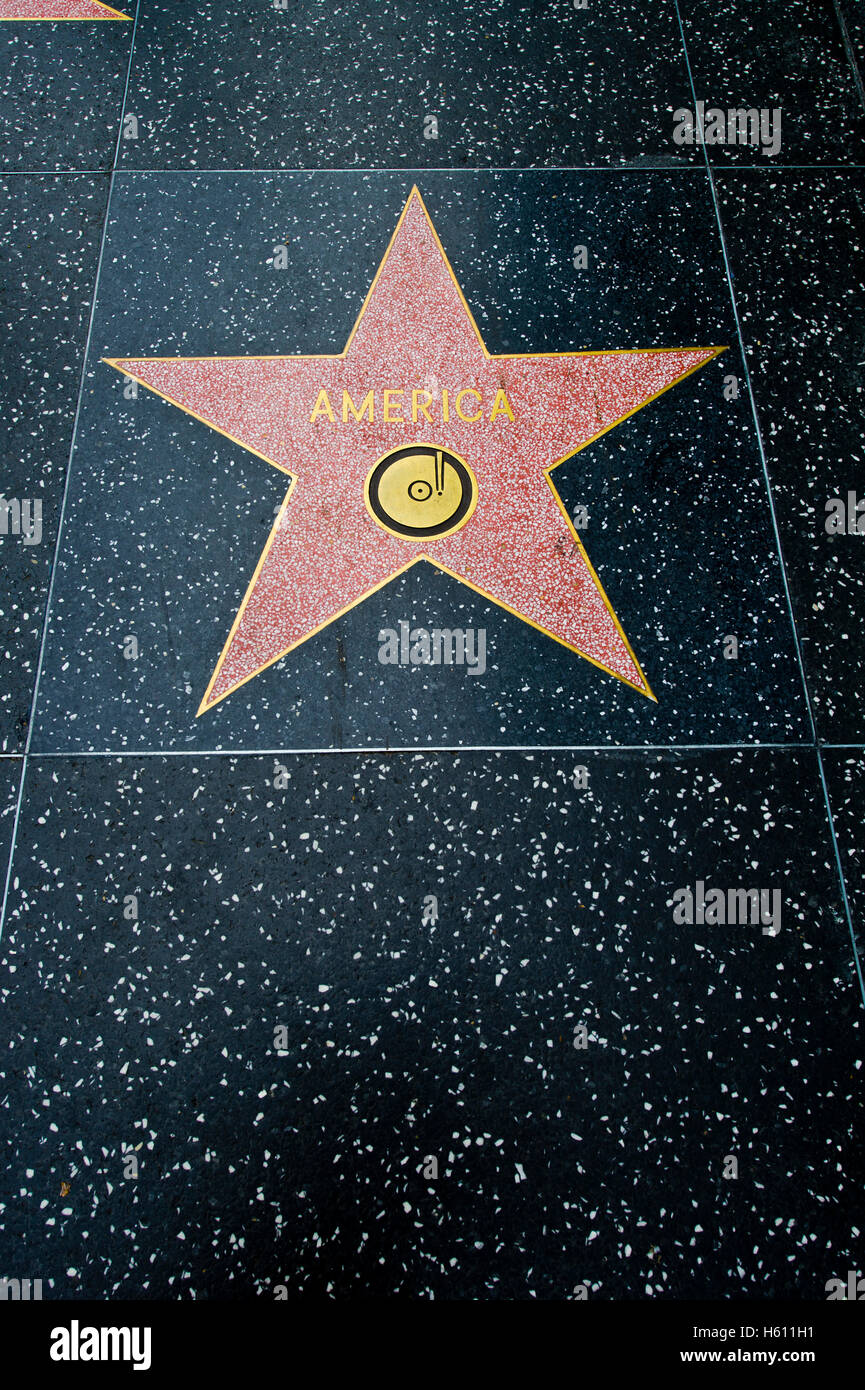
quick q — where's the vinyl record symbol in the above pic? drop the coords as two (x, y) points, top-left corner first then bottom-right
(365, 443), (478, 540)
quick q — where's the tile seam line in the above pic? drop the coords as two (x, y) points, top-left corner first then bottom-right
(6, 165), (865, 177)
(671, 11), (823, 750)
(0, 0), (142, 950)
(21, 743), (816, 758)
(833, 0), (865, 113)
(673, 0), (865, 1013)
(117, 164), (714, 175)
(51, 163), (865, 174)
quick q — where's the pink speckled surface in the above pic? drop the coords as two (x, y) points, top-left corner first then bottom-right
(0, 1), (127, 15)
(111, 192), (719, 710)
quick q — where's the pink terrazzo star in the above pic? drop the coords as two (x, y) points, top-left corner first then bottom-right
(106, 188), (723, 714)
(0, 1), (129, 16)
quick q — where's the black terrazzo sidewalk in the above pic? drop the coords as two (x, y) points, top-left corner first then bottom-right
(0, 0), (863, 1307)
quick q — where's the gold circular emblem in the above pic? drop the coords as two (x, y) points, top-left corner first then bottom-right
(365, 444), (477, 540)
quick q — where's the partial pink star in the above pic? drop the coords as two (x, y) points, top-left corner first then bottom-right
(0, 1), (129, 18)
